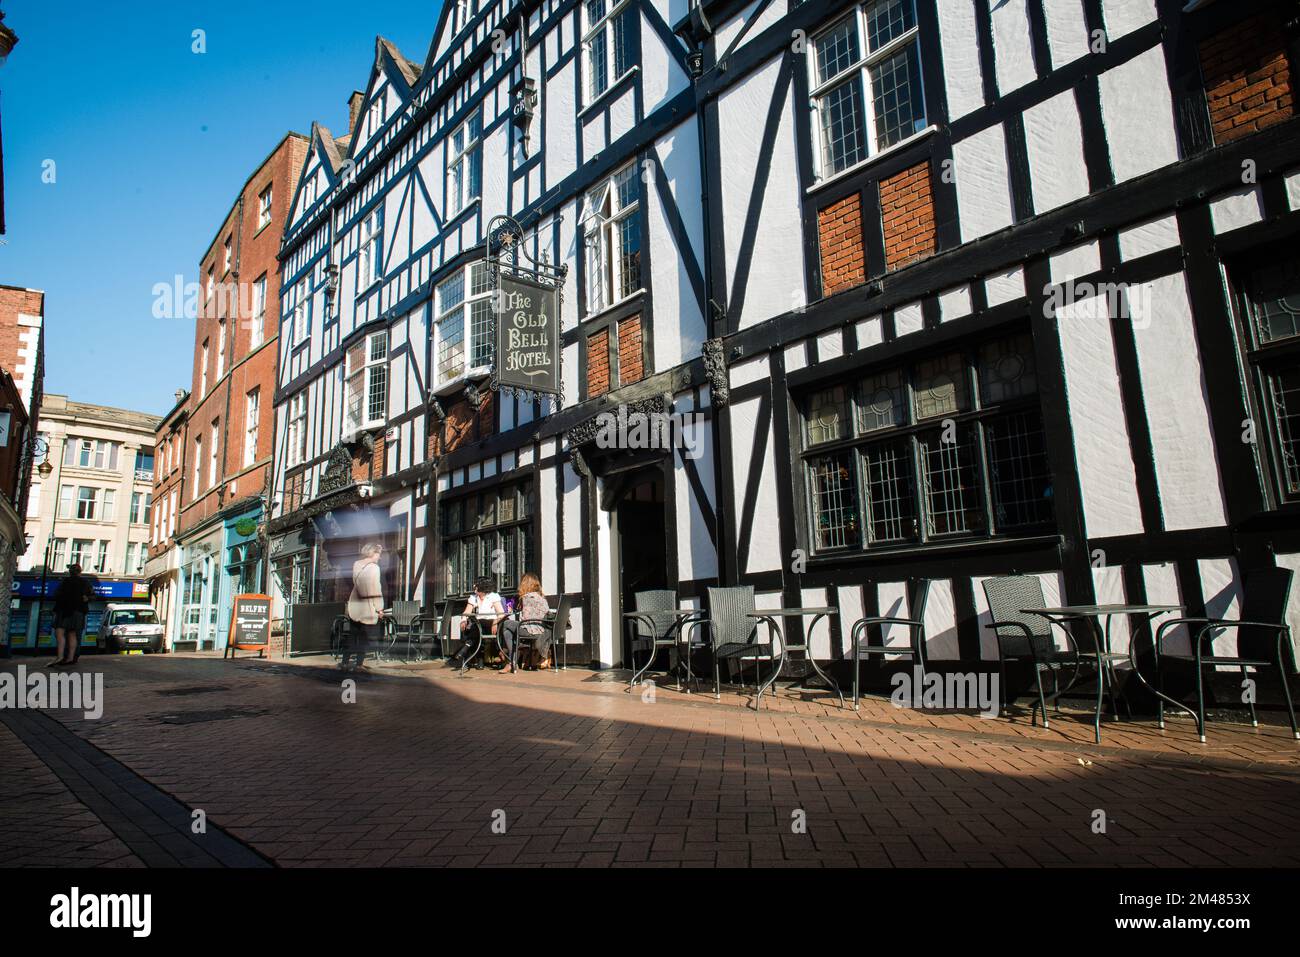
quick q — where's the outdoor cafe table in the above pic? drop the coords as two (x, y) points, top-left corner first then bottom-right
(1019, 603), (1183, 743)
(625, 608), (705, 692)
(748, 607), (844, 710)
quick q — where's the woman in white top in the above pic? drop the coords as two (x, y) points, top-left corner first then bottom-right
(343, 542), (384, 672)
(447, 577), (505, 668)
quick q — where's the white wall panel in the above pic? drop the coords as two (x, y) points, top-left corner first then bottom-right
(649, 120), (707, 369)
(729, 395), (781, 574)
(1024, 90), (1090, 213)
(1043, 0), (1090, 68)
(953, 124), (1014, 241)
(1099, 47), (1179, 183)
(544, 60), (578, 187)
(938, 0), (985, 120)
(990, 0), (1037, 95)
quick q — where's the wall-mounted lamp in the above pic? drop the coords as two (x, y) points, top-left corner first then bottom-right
(511, 76), (538, 156)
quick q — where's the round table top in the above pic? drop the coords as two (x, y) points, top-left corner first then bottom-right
(748, 607), (837, 617)
(1023, 604), (1182, 617)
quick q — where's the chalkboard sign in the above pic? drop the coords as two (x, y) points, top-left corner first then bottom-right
(494, 275), (560, 395)
(225, 593), (272, 659)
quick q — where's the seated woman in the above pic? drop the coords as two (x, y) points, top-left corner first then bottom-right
(499, 573), (552, 673)
(447, 577), (506, 669)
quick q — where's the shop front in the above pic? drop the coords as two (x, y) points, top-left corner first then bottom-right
(176, 525), (223, 652)
(9, 574), (151, 653)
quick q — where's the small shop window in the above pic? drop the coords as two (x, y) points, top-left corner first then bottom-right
(439, 479), (534, 598)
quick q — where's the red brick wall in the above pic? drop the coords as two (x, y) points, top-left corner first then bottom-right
(432, 388), (495, 456)
(817, 193), (866, 296)
(617, 316), (643, 385)
(587, 329), (610, 398)
(880, 162), (936, 272)
(1200, 13), (1293, 144)
(179, 133), (308, 536)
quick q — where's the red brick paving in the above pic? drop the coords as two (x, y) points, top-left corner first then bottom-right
(4, 653), (1300, 867)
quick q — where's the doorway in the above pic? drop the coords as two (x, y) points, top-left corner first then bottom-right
(614, 475), (667, 668)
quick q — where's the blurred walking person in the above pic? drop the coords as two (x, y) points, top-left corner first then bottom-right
(343, 543), (384, 673)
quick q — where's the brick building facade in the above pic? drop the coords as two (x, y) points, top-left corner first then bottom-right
(0, 284), (42, 650)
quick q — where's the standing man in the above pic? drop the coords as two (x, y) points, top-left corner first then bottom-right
(343, 543), (384, 673)
(50, 563), (94, 666)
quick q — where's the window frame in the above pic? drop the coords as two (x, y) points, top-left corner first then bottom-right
(345, 331), (389, 432)
(807, 0), (930, 183)
(446, 108), (483, 217)
(251, 274), (267, 348)
(438, 480), (535, 599)
(357, 208), (384, 292)
(286, 391), (308, 467)
(582, 0), (636, 105)
(257, 184), (273, 230)
(245, 388), (260, 467)
(582, 163), (642, 316)
(434, 262), (493, 385)
(798, 330), (1054, 555)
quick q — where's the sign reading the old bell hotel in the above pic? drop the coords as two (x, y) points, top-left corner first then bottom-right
(494, 274), (560, 396)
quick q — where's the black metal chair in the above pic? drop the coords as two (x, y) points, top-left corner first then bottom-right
(1155, 567), (1299, 743)
(982, 575), (1093, 728)
(384, 600), (421, 661)
(518, 594), (571, 671)
(627, 589), (688, 689)
(691, 585), (775, 700)
(849, 580), (931, 712)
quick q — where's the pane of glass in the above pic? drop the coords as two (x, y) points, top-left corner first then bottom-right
(469, 262), (492, 297)
(985, 411), (1054, 528)
(439, 271), (465, 314)
(367, 365), (387, 423)
(814, 17), (860, 85)
(498, 487), (516, 523)
(469, 300), (493, 367)
(479, 491), (496, 528)
(868, 41), (926, 150)
(518, 484), (532, 518)
(588, 29), (608, 99)
(861, 437), (916, 544)
(468, 146), (482, 200)
(467, 109), (482, 141)
(919, 427), (985, 537)
(1268, 365), (1300, 495)
(979, 333), (1038, 404)
(614, 165), (637, 210)
(369, 333), (387, 361)
(617, 216), (641, 298)
(806, 385), (849, 444)
(818, 78), (867, 175)
(1250, 258), (1300, 344)
(865, 0), (916, 52)
(521, 526), (536, 581)
(809, 452), (860, 549)
(613, 6), (635, 78)
(855, 370), (904, 434)
(913, 352), (969, 420)
(437, 312), (465, 379)
(444, 499), (462, 535)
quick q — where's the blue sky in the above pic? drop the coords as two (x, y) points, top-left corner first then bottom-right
(1, 0), (442, 414)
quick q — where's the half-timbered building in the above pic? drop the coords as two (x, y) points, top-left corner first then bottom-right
(269, 0), (1300, 679)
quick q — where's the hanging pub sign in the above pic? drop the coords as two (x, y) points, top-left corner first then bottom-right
(494, 274), (561, 395)
(486, 213), (566, 400)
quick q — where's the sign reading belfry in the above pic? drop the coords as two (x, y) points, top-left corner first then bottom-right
(495, 274), (560, 395)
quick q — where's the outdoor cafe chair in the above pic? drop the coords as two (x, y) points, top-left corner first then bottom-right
(627, 589), (689, 689)
(1153, 566), (1299, 743)
(690, 585), (775, 699)
(982, 575), (1097, 728)
(509, 594), (573, 671)
(848, 578), (931, 712)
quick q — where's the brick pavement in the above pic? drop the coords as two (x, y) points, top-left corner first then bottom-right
(3, 652), (1300, 868)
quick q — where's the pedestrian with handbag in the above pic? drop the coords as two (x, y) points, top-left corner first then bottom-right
(343, 543), (384, 673)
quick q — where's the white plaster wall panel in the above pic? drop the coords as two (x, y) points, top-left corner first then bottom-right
(990, 0), (1037, 95)
(921, 579), (960, 660)
(561, 341), (579, 408)
(540, 462), (558, 588)
(729, 396), (782, 574)
(562, 462), (582, 550)
(385, 177), (413, 270)
(1024, 91), (1090, 214)
(1057, 295), (1145, 538)
(412, 148), (440, 243)
(855, 315), (883, 349)
(582, 111), (607, 159)
(676, 435), (718, 581)
(985, 266), (1025, 306)
(1103, 0), (1156, 39)
(816, 329), (843, 363)
(837, 585), (866, 656)
(718, 55), (806, 329)
(1286, 169), (1300, 210)
(481, 125), (510, 225)
(560, 201), (580, 333)
(736, 0), (787, 52)
(564, 554), (583, 592)
(938, 0), (985, 120)
(649, 120), (707, 370)
(714, 2), (759, 54)
(517, 444), (534, 468)
(1050, 240), (1101, 283)
(1091, 563), (1132, 661)
(544, 60), (578, 187)
(565, 607), (584, 648)
(1118, 215), (1180, 261)
(1099, 48), (1180, 183)
(1199, 557), (1242, 660)
(952, 124), (1014, 241)
(1210, 187), (1265, 233)
(1043, 0), (1090, 68)
(971, 577), (997, 659)
(729, 354), (770, 389)
(876, 581), (912, 655)
(784, 342), (808, 373)
(939, 285), (972, 322)
(1271, 552), (1300, 667)
(608, 86), (636, 143)
(894, 301), (924, 336)
(641, 11), (690, 115)
(1129, 273), (1228, 530)
(801, 587), (834, 659)
(1142, 562), (1189, 655)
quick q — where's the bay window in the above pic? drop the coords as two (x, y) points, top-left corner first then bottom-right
(583, 163), (641, 314)
(801, 331), (1053, 552)
(583, 0), (636, 103)
(435, 263), (493, 383)
(345, 331), (389, 432)
(809, 0), (928, 180)
(440, 480), (534, 597)
(446, 109), (482, 216)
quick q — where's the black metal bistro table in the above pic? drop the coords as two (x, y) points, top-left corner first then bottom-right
(749, 607), (845, 710)
(1020, 603), (1182, 743)
(625, 608), (706, 692)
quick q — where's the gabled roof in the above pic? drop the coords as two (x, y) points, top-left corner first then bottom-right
(346, 36), (423, 159)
